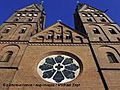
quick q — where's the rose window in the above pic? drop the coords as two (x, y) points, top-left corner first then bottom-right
(37, 55), (81, 83)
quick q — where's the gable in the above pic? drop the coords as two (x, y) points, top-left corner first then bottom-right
(18, 4), (42, 12)
(78, 4), (103, 13)
(30, 22), (88, 43)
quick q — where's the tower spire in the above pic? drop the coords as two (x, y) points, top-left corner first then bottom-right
(38, 0), (45, 12)
(40, 0), (44, 6)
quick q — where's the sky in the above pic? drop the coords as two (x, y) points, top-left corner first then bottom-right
(0, 0), (120, 28)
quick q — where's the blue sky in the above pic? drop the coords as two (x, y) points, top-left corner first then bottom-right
(0, 0), (120, 28)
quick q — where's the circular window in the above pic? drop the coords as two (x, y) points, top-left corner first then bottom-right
(37, 55), (81, 83)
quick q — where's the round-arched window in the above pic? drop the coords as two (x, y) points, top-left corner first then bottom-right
(37, 54), (82, 83)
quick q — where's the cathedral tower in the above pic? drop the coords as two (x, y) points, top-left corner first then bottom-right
(74, 3), (120, 89)
(0, 2), (45, 41)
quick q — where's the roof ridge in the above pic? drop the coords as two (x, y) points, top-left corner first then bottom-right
(77, 3), (104, 13)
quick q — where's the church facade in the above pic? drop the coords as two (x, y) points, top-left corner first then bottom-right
(0, 2), (120, 90)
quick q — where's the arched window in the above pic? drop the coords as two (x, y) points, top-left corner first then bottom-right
(93, 28), (100, 34)
(66, 34), (71, 39)
(0, 51), (13, 62)
(82, 13), (87, 17)
(57, 34), (62, 39)
(48, 34), (53, 39)
(48, 30), (54, 39)
(108, 28), (117, 34)
(22, 13), (26, 17)
(33, 13), (38, 17)
(107, 52), (119, 63)
(94, 13), (99, 17)
(99, 14), (105, 17)
(87, 13), (92, 17)
(28, 13), (33, 17)
(100, 17), (106, 22)
(87, 18), (92, 22)
(14, 18), (20, 22)
(28, 18), (33, 22)
(16, 13), (21, 17)
(2, 27), (11, 33)
(19, 27), (27, 34)
(65, 31), (72, 40)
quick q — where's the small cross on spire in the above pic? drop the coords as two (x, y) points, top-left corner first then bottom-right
(77, 0), (80, 4)
(40, 0), (44, 6)
(57, 20), (62, 22)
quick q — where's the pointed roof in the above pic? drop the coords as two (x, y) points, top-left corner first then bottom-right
(76, 3), (104, 13)
(17, 2), (45, 13)
(43, 21), (87, 37)
(30, 21), (87, 43)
